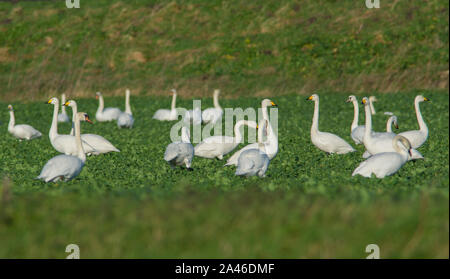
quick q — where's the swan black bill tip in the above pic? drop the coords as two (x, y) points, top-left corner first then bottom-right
(424, 97), (430, 101)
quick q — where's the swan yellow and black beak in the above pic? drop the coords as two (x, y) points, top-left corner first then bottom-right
(424, 97), (430, 102)
(83, 113), (93, 124)
(7, 105), (13, 111)
(361, 98), (367, 105)
(46, 99), (52, 104)
(270, 101), (278, 107)
(306, 96), (313, 101)
(64, 101), (70, 106)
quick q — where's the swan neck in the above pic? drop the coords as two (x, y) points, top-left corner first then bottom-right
(8, 110), (15, 131)
(125, 91), (132, 115)
(234, 121), (246, 144)
(364, 102), (372, 139)
(171, 93), (177, 111)
(386, 117), (393, 133)
(369, 101), (376, 114)
(50, 102), (59, 139)
(97, 95), (104, 113)
(70, 103), (78, 136)
(311, 100), (319, 133)
(415, 99), (427, 132)
(61, 95), (66, 113)
(213, 93), (221, 109)
(74, 114), (86, 162)
(351, 100), (359, 130)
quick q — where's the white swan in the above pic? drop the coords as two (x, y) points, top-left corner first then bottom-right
(37, 112), (88, 182)
(184, 106), (202, 126)
(57, 93), (70, 123)
(369, 96), (377, 115)
(117, 89), (134, 128)
(164, 126), (194, 170)
(225, 99), (278, 166)
(347, 95), (365, 144)
(7, 104), (42, 140)
(95, 92), (122, 122)
(307, 94), (355, 154)
(194, 120), (258, 159)
(153, 89), (178, 121)
(398, 95), (430, 149)
(202, 89), (223, 125)
(66, 100), (120, 155)
(235, 148), (270, 177)
(352, 135), (412, 178)
(47, 98), (97, 156)
(386, 115), (398, 133)
(361, 97), (422, 160)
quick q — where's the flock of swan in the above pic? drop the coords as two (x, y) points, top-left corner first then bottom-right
(5, 88), (429, 182)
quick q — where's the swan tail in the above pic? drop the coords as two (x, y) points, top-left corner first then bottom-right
(352, 162), (372, 177)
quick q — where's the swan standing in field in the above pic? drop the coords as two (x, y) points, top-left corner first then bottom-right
(95, 92), (122, 122)
(307, 94), (355, 154)
(66, 100), (120, 155)
(47, 98), (97, 155)
(153, 89), (178, 121)
(37, 112), (90, 183)
(225, 99), (278, 166)
(202, 89), (223, 125)
(347, 95), (365, 144)
(57, 93), (70, 123)
(235, 148), (270, 177)
(369, 96), (377, 115)
(194, 120), (258, 159)
(398, 95), (430, 149)
(117, 89), (134, 128)
(164, 126), (194, 170)
(7, 104), (42, 140)
(352, 135), (412, 178)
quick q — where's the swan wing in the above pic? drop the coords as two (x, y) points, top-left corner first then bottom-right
(37, 155), (84, 182)
(225, 143), (259, 166)
(398, 130), (427, 149)
(117, 113), (134, 128)
(81, 134), (120, 153)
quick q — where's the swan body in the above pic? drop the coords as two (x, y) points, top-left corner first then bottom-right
(353, 135), (411, 178)
(202, 89), (223, 125)
(235, 148), (270, 177)
(194, 120), (258, 159)
(66, 100), (120, 155)
(307, 94), (355, 154)
(7, 105), (42, 140)
(398, 95), (429, 149)
(226, 99), (278, 166)
(185, 107), (202, 126)
(57, 93), (70, 123)
(37, 112), (88, 182)
(117, 89), (134, 128)
(164, 127), (194, 169)
(153, 89), (178, 121)
(95, 92), (122, 122)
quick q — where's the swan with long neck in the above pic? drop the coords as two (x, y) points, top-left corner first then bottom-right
(117, 89), (134, 128)
(7, 104), (42, 140)
(307, 94), (355, 154)
(47, 97), (97, 155)
(194, 120), (258, 159)
(153, 89), (178, 121)
(386, 115), (398, 133)
(225, 99), (278, 166)
(398, 95), (429, 149)
(37, 112), (90, 182)
(369, 96), (377, 115)
(353, 135), (412, 178)
(202, 89), (223, 125)
(347, 95), (365, 144)
(66, 100), (120, 155)
(164, 126), (195, 170)
(57, 93), (70, 123)
(95, 92), (122, 122)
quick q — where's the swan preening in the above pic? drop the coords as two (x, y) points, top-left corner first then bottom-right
(37, 111), (89, 182)
(7, 104), (42, 140)
(308, 94), (355, 154)
(96, 92), (122, 122)
(235, 148), (270, 177)
(194, 120), (258, 159)
(57, 93), (70, 123)
(164, 126), (194, 170)
(398, 95), (429, 149)
(153, 89), (178, 121)
(353, 135), (412, 178)
(117, 89), (134, 128)
(202, 89), (223, 125)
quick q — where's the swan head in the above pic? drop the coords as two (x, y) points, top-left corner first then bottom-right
(369, 96), (377, 102)
(64, 100), (77, 108)
(126, 89), (130, 96)
(170, 89), (177, 95)
(391, 116), (399, 129)
(213, 89), (220, 97)
(7, 104), (13, 111)
(306, 94), (319, 102)
(78, 112), (93, 124)
(346, 95), (357, 103)
(95, 92), (102, 100)
(416, 95), (430, 103)
(361, 97), (369, 105)
(262, 99), (277, 107)
(394, 135), (412, 157)
(47, 97), (58, 105)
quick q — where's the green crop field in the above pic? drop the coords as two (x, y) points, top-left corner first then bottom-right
(0, 0), (448, 258)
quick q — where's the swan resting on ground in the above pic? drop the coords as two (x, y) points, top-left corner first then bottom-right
(202, 89), (223, 125)
(398, 95), (430, 149)
(164, 126), (194, 170)
(66, 100), (120, 155)
(7, 104), (42, 140)
(235, 148), (270, 177)
(352, 135), (412, 178)
(117, 89), (134, 128)
(195, 120), (258, 159)
(153, 89), (178, 121)
(95, 92), (122, 122)
(57, 93), (70, 123)
(37, 112), (89, 182)
(225, 99), (278, 166)
(307, 94), (355, 154)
